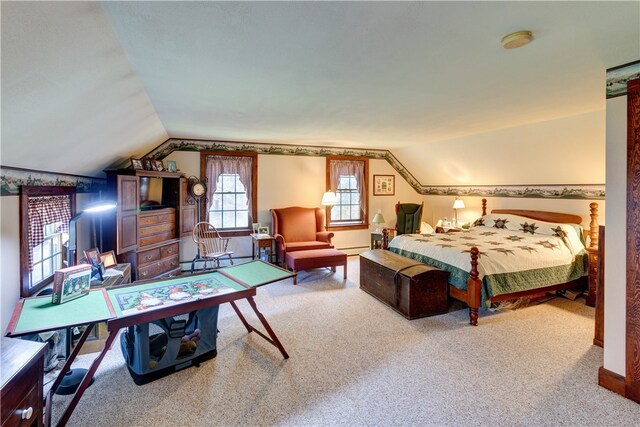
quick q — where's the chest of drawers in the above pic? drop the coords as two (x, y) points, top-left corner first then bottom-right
(1, 337), (47, 427)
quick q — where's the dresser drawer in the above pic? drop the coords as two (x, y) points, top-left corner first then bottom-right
(137, 261), (164, 280)
(137, 248), (161, 265)
(1, 362), (37, 425)
(162, 255), (180, 272)
(139, 209), (175, 226)
(1, 384), (40, 427)
(139, 231), (175, 247)
(160, 243), (179, 259)
(139, 222), (175, 237)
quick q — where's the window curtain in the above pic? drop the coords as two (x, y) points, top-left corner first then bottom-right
(205, 155), (253, 224)
(329, 159), (366, 220)
(28, 195), (71, 270)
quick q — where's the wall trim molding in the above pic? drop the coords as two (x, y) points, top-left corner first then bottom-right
(607, 60), (640, 99)
(598, 366), (626, 397)
(144, 138), (605, 200)
(0, 165), (105, 196)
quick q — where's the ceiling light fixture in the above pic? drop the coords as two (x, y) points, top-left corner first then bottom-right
(501, 30), (533, 49)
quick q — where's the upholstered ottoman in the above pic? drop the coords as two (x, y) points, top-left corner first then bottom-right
(285, 249), (347, 284)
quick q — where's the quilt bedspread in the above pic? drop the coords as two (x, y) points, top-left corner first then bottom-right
(388, 214), (588, 304)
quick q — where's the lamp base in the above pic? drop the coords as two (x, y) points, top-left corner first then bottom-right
(55, 368), (94, 395)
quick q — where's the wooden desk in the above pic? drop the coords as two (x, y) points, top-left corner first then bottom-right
(1, 337), (47, 427)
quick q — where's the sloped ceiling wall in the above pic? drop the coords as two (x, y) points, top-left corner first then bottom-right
(1, 1), (638, 181)
(1, 1), (168, 177)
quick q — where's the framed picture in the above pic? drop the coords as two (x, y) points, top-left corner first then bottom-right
(131, 158), (144, 170)
(252, 223), (261, 234)
(83, 248), (101, 266)
(143, 159), (154, 171)
(154, 160), (164, 171)
(99, 250), (117, 268)
(373, 175), (395, 196)
(166, 160), (177, 173)
(258, 226), (269, 235)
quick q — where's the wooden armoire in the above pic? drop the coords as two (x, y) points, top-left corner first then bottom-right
(102, 169), (196, 281)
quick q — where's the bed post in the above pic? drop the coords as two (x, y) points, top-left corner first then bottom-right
(589, 202), (599, 249)
(482, 199), (487, 216)
(467, 247), (482, 326)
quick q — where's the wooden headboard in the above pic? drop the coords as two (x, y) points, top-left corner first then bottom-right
(480, 198), (599, 249)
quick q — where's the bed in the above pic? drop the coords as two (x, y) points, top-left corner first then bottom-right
(382, 199), (599, 325)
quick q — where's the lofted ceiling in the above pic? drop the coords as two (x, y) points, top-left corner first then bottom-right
(1, 1), (639, 177)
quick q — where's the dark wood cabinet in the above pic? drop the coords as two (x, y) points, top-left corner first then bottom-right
(1, 337), (47, 427)
(103, 170), (196, 281)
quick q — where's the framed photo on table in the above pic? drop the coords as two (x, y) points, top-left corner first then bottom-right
(99, 250), (117, 268)
(373, 175), (395, 196)
(83, 248), (101, 266)
(252, 223), (261, 234)
(258, 226), (269, 236)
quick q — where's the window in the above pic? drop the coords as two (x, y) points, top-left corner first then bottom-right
(201, 151), (257, 236)
(20, 186), (76, 297)
(326, 156), (368, 230)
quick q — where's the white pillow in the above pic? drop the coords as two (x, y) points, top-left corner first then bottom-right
(419, 221), (434, 234)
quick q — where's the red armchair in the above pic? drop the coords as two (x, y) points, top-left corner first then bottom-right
(270, 207), (334, 264)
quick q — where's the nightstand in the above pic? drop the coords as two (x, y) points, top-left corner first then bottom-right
(435, 226), (462, 233)
(371, 232), (383, 249)
(251, 234), (274, 263)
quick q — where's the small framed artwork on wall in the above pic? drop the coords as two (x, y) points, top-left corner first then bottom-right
(373, 175), (395, 196)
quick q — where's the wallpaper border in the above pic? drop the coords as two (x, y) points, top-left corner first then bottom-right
(0, 165), (105, 196)
(145, 138), (605, 200)
(607, 60), (640, 99)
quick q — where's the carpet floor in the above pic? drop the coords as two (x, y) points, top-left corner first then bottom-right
(52, 257), (640, 426)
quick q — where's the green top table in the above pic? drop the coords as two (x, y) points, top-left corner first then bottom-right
(5, 260), (295, 427)
(6, 260), (294, 337)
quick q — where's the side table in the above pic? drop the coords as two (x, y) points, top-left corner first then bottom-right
(371, 232), (382, 249)
(250, 234), (274, 263)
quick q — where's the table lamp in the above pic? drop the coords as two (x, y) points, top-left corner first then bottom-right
(321, 191), (338, 206)
(453, 198), (465, 226)
(68, 200), (117, 266)
(372, 210), (386, 233)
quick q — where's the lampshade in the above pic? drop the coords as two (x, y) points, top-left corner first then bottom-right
(321, 191), (338, 206)
(372, 212), (386, 225)
(453, 198), (465, 209)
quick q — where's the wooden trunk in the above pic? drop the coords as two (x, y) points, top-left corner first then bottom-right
(359, 249), (449, 319)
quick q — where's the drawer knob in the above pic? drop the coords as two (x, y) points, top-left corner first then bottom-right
(20, 407), (33, 420)
(146, 255), (152, 260)
(167, 249), (173, 254)
(141, 272), (147, 277)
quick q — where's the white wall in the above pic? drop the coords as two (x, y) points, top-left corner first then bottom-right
(162, 151), (422, 264)
(423, 196), (605, 232)
(604, 95), (627, 376)
(394, 110), (605, 186)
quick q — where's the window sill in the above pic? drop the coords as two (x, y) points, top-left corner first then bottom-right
(327, 223), (369, 231)
(218, 229), (252, 238)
